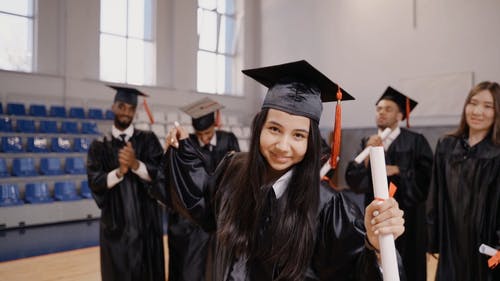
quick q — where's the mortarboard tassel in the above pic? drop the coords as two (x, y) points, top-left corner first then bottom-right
(406, 97), (410, 128)
(215, 110), (221, 128)
(330, 87), (342, 170)
(488, 250), (500, 269)
(143, 99), (155, 124)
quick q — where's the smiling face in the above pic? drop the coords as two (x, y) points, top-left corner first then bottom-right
(112, 101), (136, 130)
(259, 109), (310, 176)
(375, 99), (403, 130)
(465, 89), (495, 136)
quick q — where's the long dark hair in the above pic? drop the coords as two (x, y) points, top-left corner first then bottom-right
(450, 81), (500, 145)
(217, 108), (321, 280)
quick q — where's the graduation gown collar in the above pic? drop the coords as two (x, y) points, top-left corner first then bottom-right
(272, 168), (293, 199)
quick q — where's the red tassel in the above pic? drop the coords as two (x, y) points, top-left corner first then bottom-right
(330, 87), (342, 170)
(215, 110), (221, 128)
(143, 99), (154, 124)
(406, 97), (410, 128)
(488, 250), (500, 269)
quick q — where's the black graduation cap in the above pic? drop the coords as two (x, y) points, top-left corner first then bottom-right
(242, 60), (354, 122)
(377, 86), (417, 121)
(108, 85), (149, 107)
(180, 97), (225, 131)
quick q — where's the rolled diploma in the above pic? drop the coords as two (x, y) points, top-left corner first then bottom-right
(479, 244), (498, 256)
(354, 128), (392, 164)
(320, 160), (332, 178)
(369, 146), (400, 281)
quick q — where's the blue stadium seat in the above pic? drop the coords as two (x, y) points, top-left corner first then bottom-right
(2, 136), (23, 153)
(0, 184), (24, 206)
(60, 121), (79, 134)
(65, 157), (86, 174)
(39, 120), (58, 133)
(0, 158), (9, 177)
(81, 122), (99, 134)
(69, 107), (85, 119)
(27, 137), (49, 153)
(80, 180), (92, 199)
(25, 182), (54, 204)
(54, 181), (81, 201)
(49, 105), (66, 118)
(0, 117), (14, 132)
(51, 137), (72, 153)
(29, 104), (47, 117)
(105, 109), (114, 120)
(40, 157), (63, 175)
(12, 158), (38, 177)
(16, 119), (36, 133)
(88, 108), (103, 120)
(6, 103), (26, 116)
(73, 137), (90, 152)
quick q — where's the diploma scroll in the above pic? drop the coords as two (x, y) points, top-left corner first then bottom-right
(479, 244), (498, 256)
(369, 147), (400, 281)
(354, 128), (392, 164)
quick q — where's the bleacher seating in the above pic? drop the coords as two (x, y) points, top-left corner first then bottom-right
(25, 182), (54, 204)
(54, 181), (81, 201)
(80, 180), (92, 199)
(74, 137), (90, 152)
(2, 136), (23, 153)
(40, 157), (64, 175)
(65, 157), (86, 174)
(16, 119), (36, 133)
(88, 108), (103, 120)
(49, 105), (66, 117)
(7, 103), (26, 116)
(0, 117), (14, 132)
(39, 120), (58, 133)
(0, 158), (9, 177)
(29, 104), (47, 117)
(12, 158), (38, 177)
(0, 183), (24, 206)
(51, 137), (72, 153)
(105, 109), (114, 120)
(69, 107), (85, 119)
(27, 137), (50, 153)
(61, 121), (79, 134)
(81, 122), (99, 134)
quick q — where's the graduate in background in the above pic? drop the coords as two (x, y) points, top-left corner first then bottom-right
(426, 81), (500, 281)
(87, 86), (166, 281)
(164, 60), (405, 280)
(167, 98), (240, 281)
(345, 87), (433, 281)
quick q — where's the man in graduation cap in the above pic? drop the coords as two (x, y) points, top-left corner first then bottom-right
(164, 60), (406, 280)
(167, 97), (240, 281)
(86, 85), (166, 281)
(345, 86), (433, 281)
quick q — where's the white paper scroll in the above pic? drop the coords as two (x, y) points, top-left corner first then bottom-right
(354, 128), (392, 164)
(479, 243), (498, 257)
(369, 146), (400, 281)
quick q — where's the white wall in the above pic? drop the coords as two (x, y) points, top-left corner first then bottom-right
(259, 0), (500, 129)
(0, 0), (262, 124)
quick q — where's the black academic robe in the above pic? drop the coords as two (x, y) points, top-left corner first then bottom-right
(345, 128), (433, 281)
(165, 138), (406, 281)
(426, 135), (500, 281)
(87, 130), (166, 281)
(168, 130), (240, 281)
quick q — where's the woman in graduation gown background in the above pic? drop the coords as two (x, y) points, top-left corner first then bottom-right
(426, 81), (500, 281)
(164, 60), (406, 281)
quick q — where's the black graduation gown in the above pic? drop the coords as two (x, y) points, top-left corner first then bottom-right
(87, 130), (166, 281)
(165, 138), (405, 281)
(168, 130), (240, 281)
(426, 135), (500, 281)
(345, 128), (433, 281)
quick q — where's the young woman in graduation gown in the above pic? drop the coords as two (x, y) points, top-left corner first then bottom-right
(164, 61), (406, 281)
(427, 81), (500, 281)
